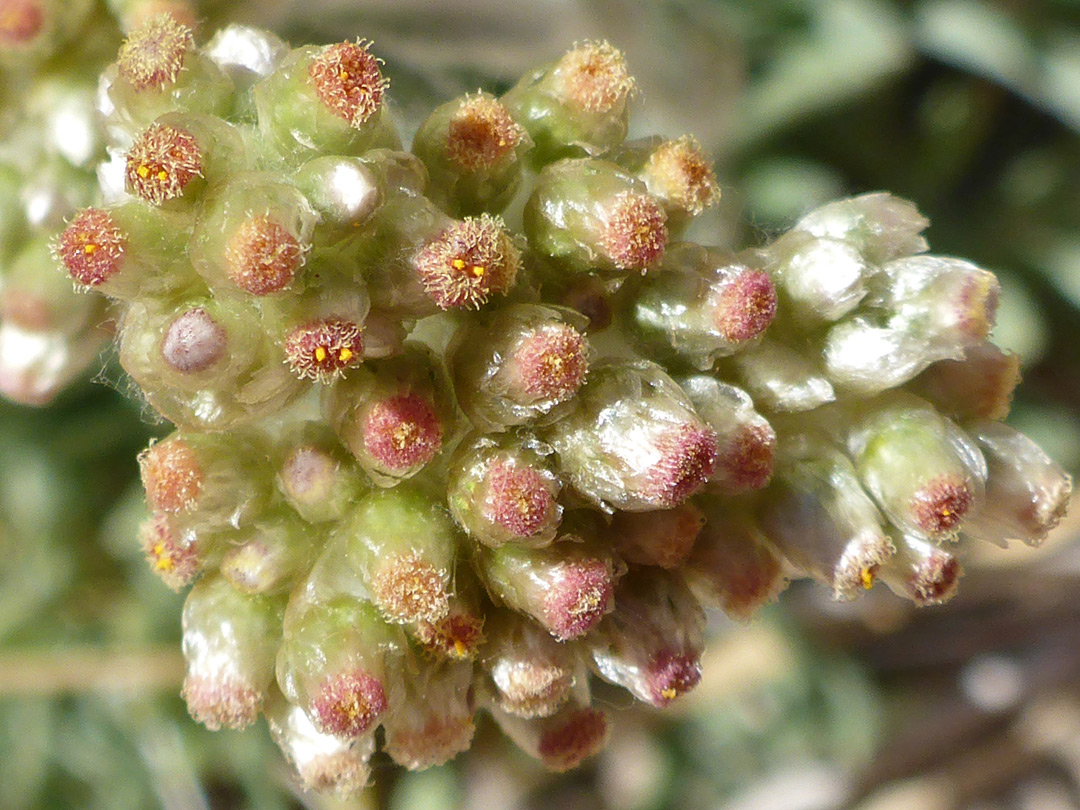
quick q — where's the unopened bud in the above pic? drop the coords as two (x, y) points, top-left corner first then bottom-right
(181, 576), (283, 729)
(545, 361), (717, 511)
(525, 158), (667, 276)
(476, 535), (618, 641)
(490, 700), (610, 772)
(878, 533), (962, 606)
(962, 421), (1072, 548)
(586, 569), (704, 707)
(383, 661), (475, 770)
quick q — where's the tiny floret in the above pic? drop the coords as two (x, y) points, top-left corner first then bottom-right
(308, 40), (388, 128)
(446, 94), (526, 171)
(645, 423), (719, 508)
(56, 208), (127, 287)
(714, 269), (777, 343)
(911, 475), (974, 535)
(140, 514), (200, 590)
(511, 324), (589, 402)
(284, 318), (364, 381)
(139, 437), (203, 512)
(645, 136), (721, 215)
(224, 215), (305, 295)
(371, 551), (450, 624)
(482, 459), (557, 538)
(543, 557), (614, 640)
(557, 41), (635, 113)
(414, 214), (520, 309)
(312, 669), (388, 738)
(361, 393), (443, 472)
(599, 192), (668, 270)
(125, 123), (203, 205)
(536, 707), (609, 771)
(117, 14), (194, 91)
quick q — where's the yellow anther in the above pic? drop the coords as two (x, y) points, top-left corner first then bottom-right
(157, 169), (169, 181)
(83, 243), (98, 255)
(314, 346), (327, 362)
(338, 347), (353, 363)
(452, 639), (468, 658)
(451, 258), (467, 270)
(470, 264), (486, 278)
(661, 687), (677, 701)
(137, 164), (150, 178)
(339, 70), (349, 82)
(152, 543), (175, 571)
(860, 567), (875, 590)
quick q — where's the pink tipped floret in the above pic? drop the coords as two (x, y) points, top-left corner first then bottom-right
(644, 423), (719, 508)
(361, 393), (443, 473)
(911, 475), (973, 535)
(413, 214), (519, 310)
(308, 40), (387, 128)
(284, 317), (364, 381)
(311, 669), (388, 738)
(125, 123), (203, 205)
(644, 649), (702, 707)
(224, 215), (305, 295)
(139, 437), (203, 512)
(0, 0), (44, 46)
(56, 208), (127, 287)
(714, 269), (777, 343)
(446, 95), (526, 171)
(117, 13), (193, 91)
(542, 557), (614, 640)
(482, 459), (557, 538)
(599, 192), (667, 270)
(510, 324), (588, 402)
(536, 707), (609, 771)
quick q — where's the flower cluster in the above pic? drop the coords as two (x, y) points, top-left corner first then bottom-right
(44, 13), (1072, 795)
(0, 0), (205, 403)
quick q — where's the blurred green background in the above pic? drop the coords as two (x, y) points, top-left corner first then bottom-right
(2, 1), (1080, 808)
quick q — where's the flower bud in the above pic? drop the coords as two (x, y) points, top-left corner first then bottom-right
(730, 338), (835, 413)
(315, 486), (457, 626)
(681, 375), (775, 493)
(962, 421), (1072, 548)
(878, 533), (962, 606)
(502, 40), (634, 165)
(586, 568), (704, 707)
(762, 230), (871, 323)
(475, 534), (618, 641)
(383, 660), (475, 770)
(544, 361), (717, 511)
(220, 509), (320, 595)
(447, 431), (563, 548)
(180, 575), (283, 729)
(274, 422), (370, 524)
(608, 135), (720, 230)
(119, 296), (304, 430)
(605, 502), (704, 569)
(412, 92), (531, 215)
(791, 192), (929, 265)
(847, 397), (986, 541)
(824, 256), (1000, 393)
(684, 502), (787, 618)
(190, 173), (317, 296)
(524, 158), (668, 277)
(325, 344), (453, 486)
(253, 39), (399, 163)
(488, 700), (610, 772)
(907, 342), (1021, 421)
(54, 203), (195, 301)
(107, 13), (234, 136)
(265, 689), (376, 795)
(277, 595), (403, 739)
(631, 243), (776, 369)
(760, 433), (893, 599)
(480, 609), (585, 718)
(450, 303), (590, 431)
